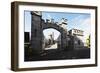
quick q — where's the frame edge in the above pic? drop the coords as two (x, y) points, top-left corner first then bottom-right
(11, 2), (19, 71)
(11, 1), (98, 71)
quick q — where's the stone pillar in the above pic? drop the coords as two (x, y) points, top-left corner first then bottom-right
(31, 11), (42, 53)
(61, 30), (68, 50)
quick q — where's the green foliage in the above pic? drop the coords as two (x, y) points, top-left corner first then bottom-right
(86, 35), (90, 48)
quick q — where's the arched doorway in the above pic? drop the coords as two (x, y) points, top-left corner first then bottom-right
(42, 28), (61, 50)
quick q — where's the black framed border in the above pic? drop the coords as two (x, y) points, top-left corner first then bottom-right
(11, 1), (98, 71)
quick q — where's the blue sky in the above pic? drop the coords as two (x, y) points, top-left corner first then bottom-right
(24, 11), (91, 40)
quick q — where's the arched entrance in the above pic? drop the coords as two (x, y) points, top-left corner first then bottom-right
(31, 11), (68, 53)
(42, 28), (61, 50)
(42, 22), (68, 51)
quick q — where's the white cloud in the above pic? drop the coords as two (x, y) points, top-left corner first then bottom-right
(47, 14), (52, 19)
(68, 15), (84, 27)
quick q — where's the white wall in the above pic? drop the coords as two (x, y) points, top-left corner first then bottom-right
(0, 0), (99, 73)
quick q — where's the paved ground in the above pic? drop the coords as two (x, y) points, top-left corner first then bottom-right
(45, 43), (57, 50)
(24, 47), (90, 61)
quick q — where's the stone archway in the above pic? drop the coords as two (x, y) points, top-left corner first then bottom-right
(31, 11), (68, 53)
(42, 21), (68, 51)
